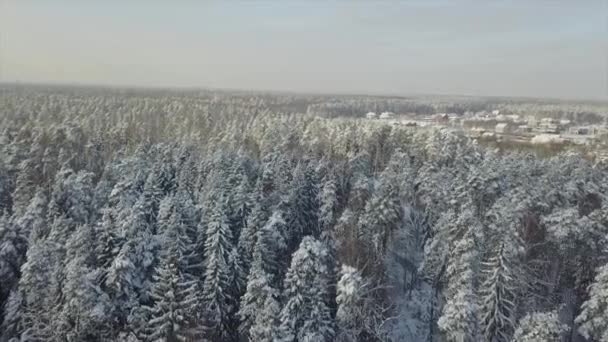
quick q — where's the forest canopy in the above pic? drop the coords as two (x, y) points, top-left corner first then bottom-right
(0, 86), (607, 341)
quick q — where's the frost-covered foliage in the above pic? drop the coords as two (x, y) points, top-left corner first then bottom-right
(0, 86), (607, 341)
(277, 237), (334, 342)
(513, 311), (565, 342)
(335, 265), (389, 341)
(576, 264), (608, 341)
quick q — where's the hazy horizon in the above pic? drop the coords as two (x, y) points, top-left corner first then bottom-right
(2, 1), (606, 100)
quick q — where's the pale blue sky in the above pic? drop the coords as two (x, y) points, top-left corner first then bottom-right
(1, 1), (606, 99)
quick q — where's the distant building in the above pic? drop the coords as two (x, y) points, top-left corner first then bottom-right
(495, 122), (514, 134)
(540, 117), (558, 125)
(365, 112), (377, 119)
(569, 126), (591, 135)
(492, 110), (500, 116)
(476, 111), (489, 118)
(537, 118), (560, 134)
(562, 135), (591, 145)
(379, 112), (395, 119)
(517, 125), (533, 134)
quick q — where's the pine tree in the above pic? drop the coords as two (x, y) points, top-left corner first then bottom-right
(238, 207), (288, 335)
(105, 241), (140, 337)
(277, 236), (335, 342)
(172, 191), (202, 277)
(238, 259), (280, 342)
(119, 197), (160, 301)
(142, 171), (163, 226)
(0, 214), (27, 311)
(15, 238), (60, 341)
(143, 224), (200, 342)
(201, 199), (235, 341)
(0, 161), (13, 214)
(57, 224), (112, 341)
(480, 243), (520, 342)
(96, 208), (121, 272)
(15, 189), (47, 242)
(285, 161), (320, 249)
(228, 174), (251, 239)
(12, 147), (42, 216)
(319, 174), (339, 235)
(236, 189), (266, 275)
(336, 265), (365, 341)
(335, 265), (385, 341)
(255, 210), (289, 284)
(437, 208), (481, 342)
(357, 171), (402, 271)
(47, 168), (95, 226)
(226, 246), (246, 326)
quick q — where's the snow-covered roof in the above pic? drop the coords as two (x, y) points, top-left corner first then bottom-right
(531, 134), (563, 144)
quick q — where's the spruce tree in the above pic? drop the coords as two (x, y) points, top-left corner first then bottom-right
(57, 224), (111, 341)
(437, 208), (482, 342)
(238, 256), (280, 342)
(480, 243), (520, 342)
(201, 198), (235, 341)
(277, 237), (335, 342)
(144, 223), (200, 342)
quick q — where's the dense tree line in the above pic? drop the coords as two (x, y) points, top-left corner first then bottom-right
(1, 86), (608, 341)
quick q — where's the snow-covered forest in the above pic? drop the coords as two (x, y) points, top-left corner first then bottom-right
(1, 86), (608, 341)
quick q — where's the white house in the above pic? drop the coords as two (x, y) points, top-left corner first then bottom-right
(379, 112), (395, 119)
(365, 112), (377, 119)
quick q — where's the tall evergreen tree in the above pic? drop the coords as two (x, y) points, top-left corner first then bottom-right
(236, 178), (270, 276)
(335, 265), (385, 342)
(143, 222), (200, 342)
(437, 208), (482, 342)
(285, 161), (320, 249)
(238, 254), (280, 342)
(480, 242), (521, 342)
(576, 263), (608, 341)
(357, 171), (402, 272)
(201, 198), (236, 341)
(277, 236), (335, 342)
(0, 214), (27, 313)
(56, 224), (111, 341)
